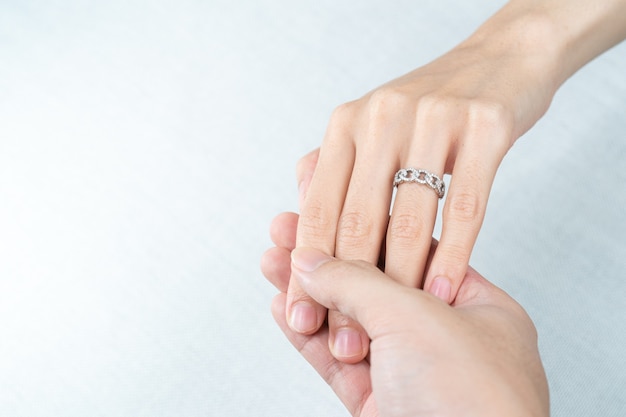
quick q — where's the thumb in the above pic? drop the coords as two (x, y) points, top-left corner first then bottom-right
(291, 247), (425, 337)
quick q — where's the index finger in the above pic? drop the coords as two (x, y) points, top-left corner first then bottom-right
(286, 112), (355, 334)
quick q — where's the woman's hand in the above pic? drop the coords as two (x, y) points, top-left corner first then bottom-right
(287, 19), (558, 364)
(262, 212), (549, 417)
(286, 0), (626, 363)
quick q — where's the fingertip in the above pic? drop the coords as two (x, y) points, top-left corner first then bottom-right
(428, 276), (452, 303)
(269, 212), (299, 249)
(426, 268), (466, 305)
(296, 149), (320, 205)
(260, 247), (273, 277)
(260, 247), (292, 292)
(426, 264), (501, 307)
(291, 247), (334, 273)
(271, 292), (288, 323)
(330, 327), (370, 364)
(425, 240), (472, 304)
(287, 298), (326, 335)
(296, 148), (320, 183)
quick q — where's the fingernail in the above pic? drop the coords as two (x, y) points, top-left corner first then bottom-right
(291, 247), (332, 272)
(333, 328), (363, 359)
(430, 276), (451, 303)
(289, 302), (318, 333)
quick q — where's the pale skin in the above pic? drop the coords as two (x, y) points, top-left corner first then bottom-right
(287, 0), (626, 362)
(261, 212), (549, 417)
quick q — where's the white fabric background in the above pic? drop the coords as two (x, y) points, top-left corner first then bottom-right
(0, 1), (624, 416)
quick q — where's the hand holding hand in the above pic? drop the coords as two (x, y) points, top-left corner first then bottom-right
(262, 212), (549, 417)
(287, 0), (626, 362)
(286, 0), (626, 364)
(285, 5), (561, 365)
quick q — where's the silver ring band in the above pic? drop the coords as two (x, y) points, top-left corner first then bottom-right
(393, 168), (445, 199)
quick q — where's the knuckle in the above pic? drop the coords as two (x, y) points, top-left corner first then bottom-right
(328, 101), (357, 131)
(413, 95), (515, 152)
(415, 93), (455, 123)
(466, 100), (515, 145)
(470, 99), (509, 123)
(336, 211), (373, 249)
(416, 93), (446, 111)
(299, 200), (335, 243)
(366, 87), (409, 125)
(445, 190), (483, 224)
(388, 212), (426, 242)
(369, 87), (404, 106)
(296, 149), (319, 178)
(288, 291), (315, 305)
(319, 355), (342, 386)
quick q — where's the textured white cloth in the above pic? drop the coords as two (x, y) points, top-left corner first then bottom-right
(0, 1), (624, 416)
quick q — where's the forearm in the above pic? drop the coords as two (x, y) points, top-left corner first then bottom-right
(465, 0), (626, 90)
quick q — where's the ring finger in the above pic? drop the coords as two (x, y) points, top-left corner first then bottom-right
(385, 133), (451, 288)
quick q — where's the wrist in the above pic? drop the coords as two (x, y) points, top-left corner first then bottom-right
(460, 6), (564, 94)
(464, 0), (626, 89)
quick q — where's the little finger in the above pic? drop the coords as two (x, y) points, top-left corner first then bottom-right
(425, 142), (504, 303)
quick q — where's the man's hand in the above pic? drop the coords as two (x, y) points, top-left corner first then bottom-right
(262, 212), (549, 417)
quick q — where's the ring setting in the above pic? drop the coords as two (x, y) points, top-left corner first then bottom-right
(393, 168), (445, 199)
